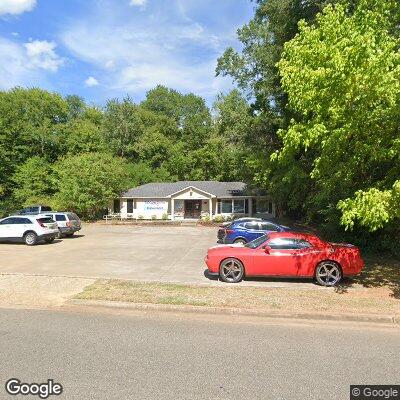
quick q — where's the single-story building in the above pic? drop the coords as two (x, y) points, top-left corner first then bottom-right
(111, 181), (275, 220)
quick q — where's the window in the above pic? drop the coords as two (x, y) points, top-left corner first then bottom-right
(244, 222), (260, 230)
(221, 200), (232, 213)
(268, 238), (297, 250)
(233, 199), (245, 213)
(174, 200), (184, 213)
(56, 215), (67, 222)
(245, 234), (269, 249)
(113, 199), (120, 213)
(127, 199), (134, 214)
(259, 222), (279, 232)
(0, 218), (14, 225)
(217, 200), (221, 214)
(256, 199), (269, 214)
(268, 238), (311, 250)
(41, 206), (52, 212)
(14, 218), (32, 224)
(37, 217), (55, 224)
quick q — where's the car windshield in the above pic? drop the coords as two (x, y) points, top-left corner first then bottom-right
(245, 234), (269, 249)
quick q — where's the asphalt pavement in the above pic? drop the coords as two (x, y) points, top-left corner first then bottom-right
(0, 224), (323, 288)
(0, 307), (398, 400)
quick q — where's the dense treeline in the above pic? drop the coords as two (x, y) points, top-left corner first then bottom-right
(217, 0), (399, 253)
(0, 86), (247, 218)
(0, 0), (398, 254)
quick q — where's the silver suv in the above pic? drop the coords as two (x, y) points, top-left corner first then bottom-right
(43, 212), (81, 238)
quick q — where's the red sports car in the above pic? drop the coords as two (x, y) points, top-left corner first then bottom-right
(205, 231), (364, 286)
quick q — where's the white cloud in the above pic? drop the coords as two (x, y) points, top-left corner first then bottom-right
(24, 40), (63, 72)
(60, 2), (236, 99)
(85, 76), (99, 87)
(0, 0), (36, 15)
(0, 37), (43, 89)
(129, 0), (147, 7)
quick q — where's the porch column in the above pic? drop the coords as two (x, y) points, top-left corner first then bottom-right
(209, 198), (213, 220)
(248, 198), (253, 216)
(171, 198), (175, 221)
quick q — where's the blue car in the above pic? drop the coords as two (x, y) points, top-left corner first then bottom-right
(217, 218), (291, 244)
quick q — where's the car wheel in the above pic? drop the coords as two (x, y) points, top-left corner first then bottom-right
(220, 258), (244, 283)
(45, 238), (55, 243)
(315, 261), (342, 286)
(233, 238), (247, 245)
(57, 229), (63, 239)
(24, 232), (38, 246)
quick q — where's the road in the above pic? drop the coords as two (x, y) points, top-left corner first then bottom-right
(0, 308), (398, 400)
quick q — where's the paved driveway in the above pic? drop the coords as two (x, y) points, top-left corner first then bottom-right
(0, 224), (319, 288)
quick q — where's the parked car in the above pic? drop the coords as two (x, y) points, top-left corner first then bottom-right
(205, 231), (364, 286)
(15, 205), (52, 215)
(217, 219), (291, 244)
(0, 215), (59, 245)
(42, 212), (81, 237)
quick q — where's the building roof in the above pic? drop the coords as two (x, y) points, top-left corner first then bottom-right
(122, 181), (252, 198)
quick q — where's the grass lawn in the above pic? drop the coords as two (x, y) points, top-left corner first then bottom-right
(75, 256), (400, 317)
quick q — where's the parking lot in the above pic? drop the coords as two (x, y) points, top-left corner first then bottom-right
(0, 224), (319, 288)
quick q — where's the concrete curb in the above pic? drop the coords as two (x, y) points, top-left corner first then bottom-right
(68, 299), (398, 325)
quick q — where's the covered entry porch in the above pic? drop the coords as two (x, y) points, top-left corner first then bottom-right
(169, 187), (215, 220)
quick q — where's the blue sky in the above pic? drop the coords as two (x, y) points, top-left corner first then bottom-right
(0, 0), (254, 105)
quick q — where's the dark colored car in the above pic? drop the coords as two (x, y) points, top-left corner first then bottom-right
(217, 218), (291, 244)
(15, 205), (52, 215)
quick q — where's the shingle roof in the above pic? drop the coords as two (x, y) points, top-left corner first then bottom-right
(121, 181), (252, 198)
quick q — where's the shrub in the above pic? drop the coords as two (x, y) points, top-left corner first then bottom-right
(213, 215), (225, 223)
(151, 215), (157, 220)
(162, 213), (169, 220)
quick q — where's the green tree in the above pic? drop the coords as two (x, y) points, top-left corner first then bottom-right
(142, 85), (212, 149)
(53, 153), (129, 219)
(12, 157), (55, 207)
(275, 0), (399, 230)
(102, 97), (144, 159)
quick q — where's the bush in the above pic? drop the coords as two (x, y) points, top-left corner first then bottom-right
(213, 215), (225, 223)
(162, 213), (169, 220)
(151, 215), (157, 220)
(138, 215), (144, 220)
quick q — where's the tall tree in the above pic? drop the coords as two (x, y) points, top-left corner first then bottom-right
(276, 0), (400, 230)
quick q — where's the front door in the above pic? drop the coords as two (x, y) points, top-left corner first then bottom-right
(184, 200), (201, 219)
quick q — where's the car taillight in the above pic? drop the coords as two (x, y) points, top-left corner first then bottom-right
(225, 229), (234, 234)
(66, 221), (72, 227)
(37, 221), (45, 227)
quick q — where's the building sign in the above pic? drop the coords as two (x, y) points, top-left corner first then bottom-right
(144, 201), (166, 211)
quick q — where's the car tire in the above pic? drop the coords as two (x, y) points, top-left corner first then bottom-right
(45, 238), (55, 243)
(233, 238), (247, 245)
(315, 261), (342, 286)
(66, 233), (74, 237)
(24, 232), (38, 246)
(57, 229), (63, 239)
(219, 258), (245, 283)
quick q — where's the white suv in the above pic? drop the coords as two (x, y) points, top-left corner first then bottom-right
(0, 215), (59, 245)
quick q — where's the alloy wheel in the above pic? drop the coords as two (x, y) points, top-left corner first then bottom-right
(316, 262), (342, 286)
(220, 259), (244, 283)
(25, 233), (37, 245)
